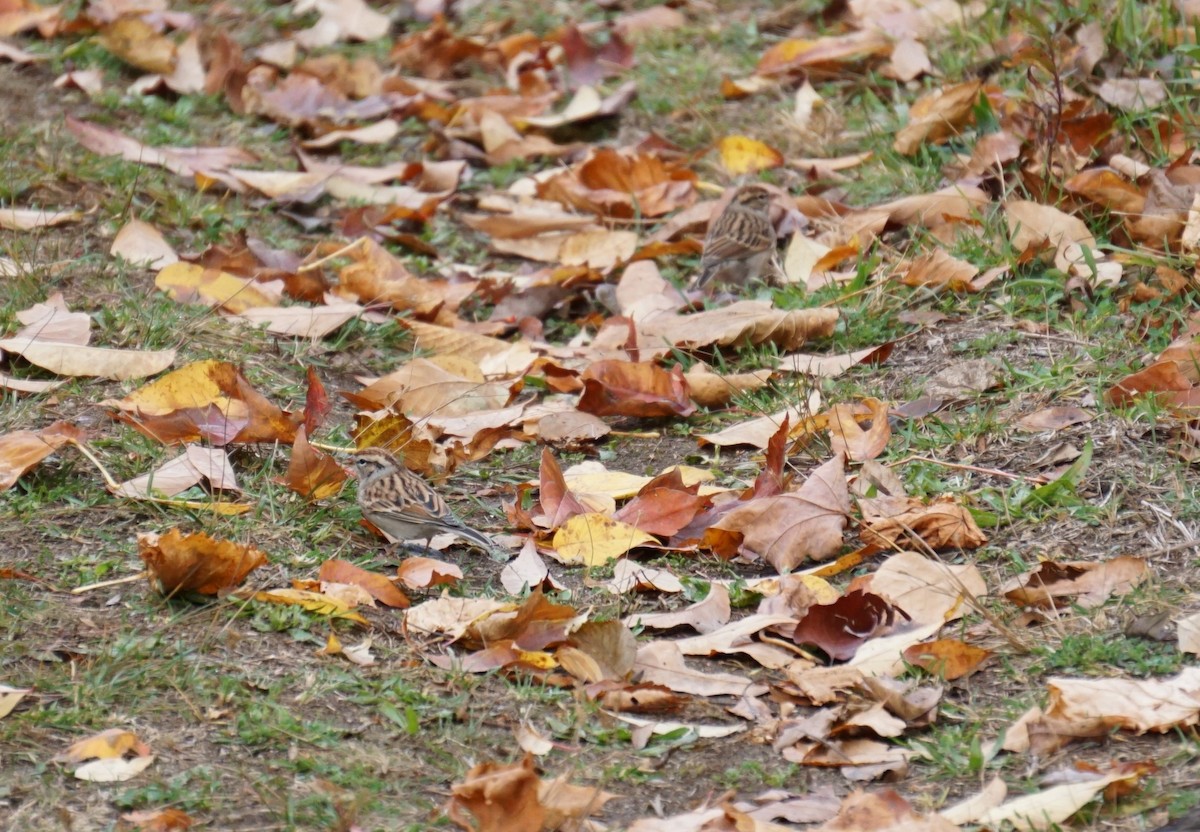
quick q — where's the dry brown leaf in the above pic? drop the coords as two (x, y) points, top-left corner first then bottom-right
(54, 728), (150, 763)
(792, 590), (905, 661)
(397, 556), (462, 589)
(860, 497), (987, 551)
(551, 513), (657, 566)
(706, 454), (850, 572)
(1005, 200), (1097, 274)
(445, 755), (546, 832)
(138, 529), (268, 596)
(825, 398), (890, 462)
(538, 146), (696, 219)
(155, 262), (278, 313)
(1001, 557), (1149, 610)
(900, 248), (980, 291)
(862, 551), (987, 627)
(818, 789), (959, 832)
(578, 360), (695, 418)
(119, 808), (195, 831)
(114, 445), (241, 499)
(319, 558), (409, 608)
(757, 30), (890, 76)
(1015, 406), (1094, 432)
(717, 135), (784, 175)
(0, 421), (85, 491)
(903, 639), (992, 680)
(894, 81), (982, 155)
(0, 207), (83, 230)
(0, 334), (175, 381)
(112, 219), (178, 269)
(684, 364), (772, 408)
(778, 344), (893, 378)
(634, 639), (767, 697)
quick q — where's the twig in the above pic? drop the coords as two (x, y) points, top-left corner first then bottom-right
(72, 572), (148, 595)
(1143, 537), (1200, 559)
(888, 454), (1049, 484)
(298, 238), (367, 273)
(1011, 329), (1096, 348)
(66, 438), (120, 490)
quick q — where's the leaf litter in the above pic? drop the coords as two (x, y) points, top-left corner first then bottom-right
(2, 0), (1198, 828)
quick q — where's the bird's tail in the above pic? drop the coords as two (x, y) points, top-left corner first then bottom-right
(456, 524), (507, 560)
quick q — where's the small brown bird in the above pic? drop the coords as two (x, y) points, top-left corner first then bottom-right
(690, 184), (776, 291)
(352, 447), (499, 556)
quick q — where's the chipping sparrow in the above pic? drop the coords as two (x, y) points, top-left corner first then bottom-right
(352, 447), (499, 556)
(690, 184), (776, 291)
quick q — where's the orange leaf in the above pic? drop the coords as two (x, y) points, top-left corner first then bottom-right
(319, 558), (410, 608)
(138, 529), (268, 595)
(577, 360), (695, 418)
(903, 638), (992, 680)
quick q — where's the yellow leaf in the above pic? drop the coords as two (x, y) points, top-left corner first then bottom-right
(253, 589), (368, 624)
(155, 262), (276, 313)
(717, 136), (784, 175)
(515, 649), (558, 669)
(552, 513), (657, 566)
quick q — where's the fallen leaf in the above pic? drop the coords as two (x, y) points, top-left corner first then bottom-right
(0, 207), (83, 230)
(0, 421), (85, 491)
(54, 728), (149, 763)
(111, 219), (179, 269)
(903, 639), (992, 680)
(0, 685), (30, 720)
(792, 590), (906, 661)
(635, 639), (767, 697)
(103, 359), (301, 446)
(252, 588), (368, 623)
(825, 398), (891, 462)
(319, 558), (409, 608)
(397, 556), (463, 589)
(276, 426), (347, 500)
(818, 789), (959, 832)
(1006, 200), (1097, 274)
(706, 454), (850, 572)
(551, 513), (657, 566)
(0, 335), (175, 381)
(74, 755), (155, 783)
(119, 808), (195, 831)
(777, 345), (892, 378)
(626, 584), (730, 633)
(138, 529), (268, 595)
(1015, 406), (1095, 432)
(862, 551), (987, 627)
(1001, 557), (1149, 610)
(114, 445), (241, 499)
(578, 360), (696, 419)
(894, 81), (982, 155)
(717, 135), (784, 175)
(605, 560), (684, 595)
(860, 497), (988, 551)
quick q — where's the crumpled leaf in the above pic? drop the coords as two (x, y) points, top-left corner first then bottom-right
(705, 454), (850, 572)
(894, 80), (982, 155)
(1001, 557), (1149, 610)
(103, 359), (301, 446)
(276, 426), (347, 500)
(792, 590), (907, 661)
(860, 496), (987, 551)
(138, 529), (268, 596)
(578, 360), (695, 419)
